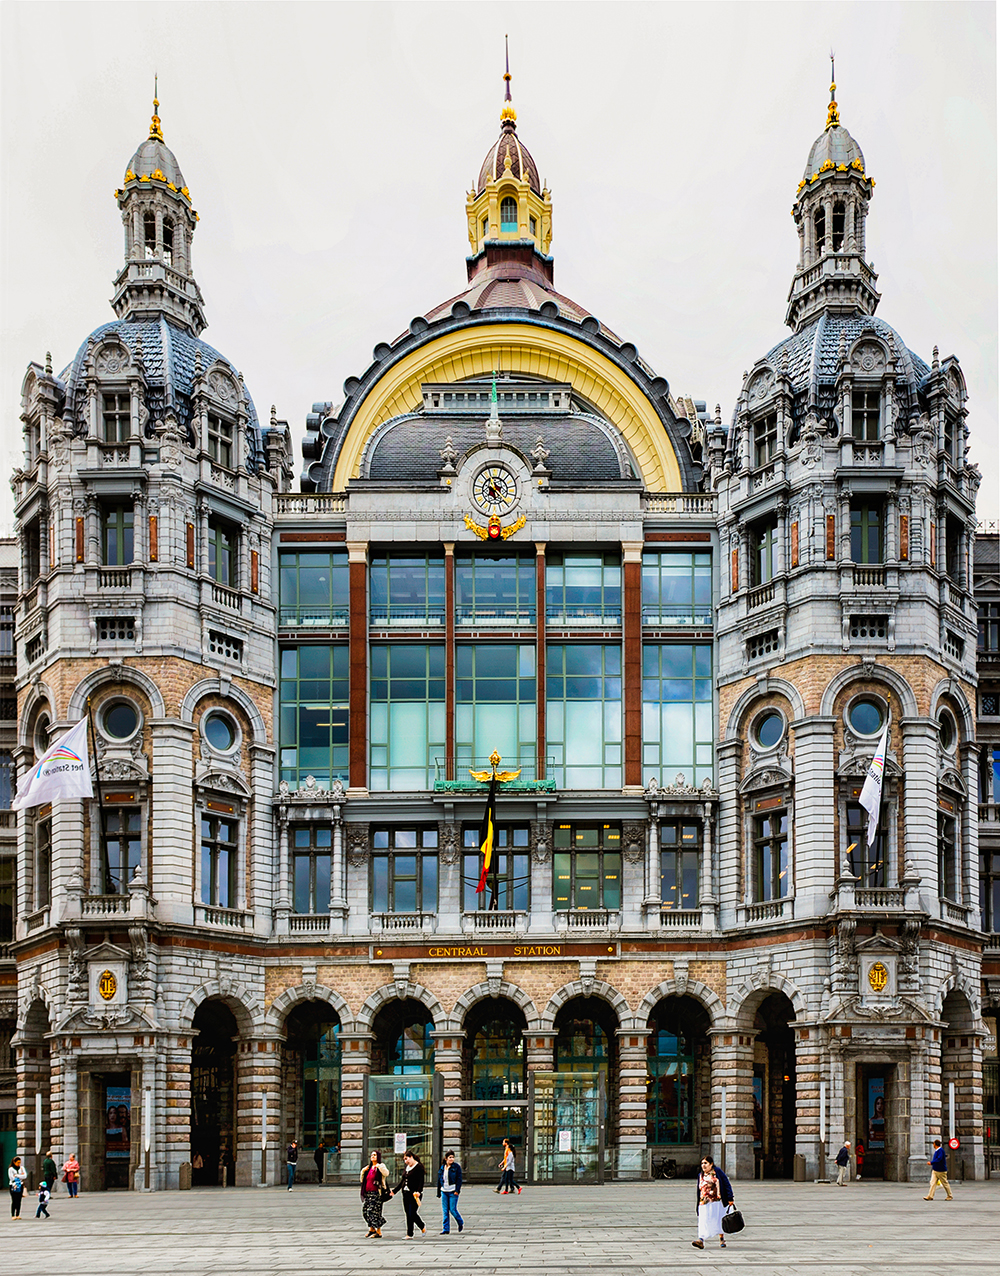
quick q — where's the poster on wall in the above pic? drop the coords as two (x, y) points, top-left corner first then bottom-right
(867, 1077), (886, 1150)
(752, 1072), (764, 1150)
(105, 1086), (132, 1160)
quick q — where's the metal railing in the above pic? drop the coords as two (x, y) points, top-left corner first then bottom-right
(369, 607), (447, 626)
(454, 605), (536, 626)
(545, 604), (622, 625)
(642, 607), (714, 627)
(279, 606), (349, 627)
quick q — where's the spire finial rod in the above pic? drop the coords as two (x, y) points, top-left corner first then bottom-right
(826, 51), (840, 130)
(501, 34), (516, 124)
(150, 74), (164, 141)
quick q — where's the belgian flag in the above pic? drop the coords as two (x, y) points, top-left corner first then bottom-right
(475, 775), (498, 896)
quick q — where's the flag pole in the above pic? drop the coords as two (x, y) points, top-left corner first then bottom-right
(85, 696), (109, 892)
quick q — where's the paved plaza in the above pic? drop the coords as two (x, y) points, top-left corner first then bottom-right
(3, 1178), (999, 1276)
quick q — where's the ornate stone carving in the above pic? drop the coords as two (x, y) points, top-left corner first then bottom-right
(209, 370), (238, 405)
(622, 821), (646, 865)
(530, 822), (551, 865)
(439, 826), (459, 867)
(850, 341), (886, 374)
(346, 824), (369, 868)
(96, 345), (130, 376)
(66, 928), (87, 1002)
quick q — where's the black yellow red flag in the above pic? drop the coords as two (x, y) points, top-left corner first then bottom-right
(475, 775), (498, 894)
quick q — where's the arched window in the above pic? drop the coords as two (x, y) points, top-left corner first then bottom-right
(832, 202), (846, 252)
(813, 206), (826, 254)
(143, 212), (156, 259)
(163, 217), (174, 266)
(500, 196), (518, 232)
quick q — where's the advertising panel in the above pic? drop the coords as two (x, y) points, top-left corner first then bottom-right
(105, 1086), (132, 1160)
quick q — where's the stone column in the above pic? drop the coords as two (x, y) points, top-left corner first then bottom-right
(710, 1029), (754, 1179)
(615, 1028), (649, 1178)
(431, 1030), (465, 1155)
(235, 1034), (284, 1187)
(793, 1023), (824, 1179)
(59, 1048), (79, 1169)
(959, 741), (979, 913)
(339, 1031), (373, 1178)
(901, 719), (940, 913)
(715, 740), (743, 928)
(789, 717), (836, 918)
(164, 1037), (192, 1189)
(700, 799), (718, 929)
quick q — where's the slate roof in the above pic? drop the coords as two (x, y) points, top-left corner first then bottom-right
(763, 311), (930, 395)
(803, 124), (865, 179)
(58, 318), (263, 470)
(364, 412), (633, 482)
(423, 275), (622, 343)
(478, 122), (541, 194)
(125, 137), (187, 189)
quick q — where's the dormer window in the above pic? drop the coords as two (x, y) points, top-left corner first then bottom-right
(752, 413), (777, 467)
(144, 211), (156, 260)
(832, 202), (846, 252)
(207, 413), (234, 468)
(102, 392), (130, 443)
(482, 216), (488, 237)
(529, 216), (537, 236)
(163, 217), (174, 267)
(851, 389), (880, 440)
(500, 196), (518, 233)
(814, 206), (826, 253)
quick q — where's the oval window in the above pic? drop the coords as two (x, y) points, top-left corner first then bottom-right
(104, 702), (139, 740)
(938, 711), (956, 751)
(848, 697), (884, 736)
(755, 711), (784, 750)
(205, 713), (236, 752)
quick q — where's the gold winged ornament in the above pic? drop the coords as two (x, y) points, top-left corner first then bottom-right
(469, 749), (521, 783)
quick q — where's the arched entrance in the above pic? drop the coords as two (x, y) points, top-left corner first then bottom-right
(753, 991), (796, 1178)
(371, 998), (435, 1074)
(20, 1000), (52, 1186)
(941, 988), (981, 1179)
(554, 996), (618, 1161)
(463, 997), (527, 1175)
(646, 995), (711, 1160)
(191, 1000), (237, 1186)
(367, 999), (436, 1165)
(283, 1001), (341, 1176)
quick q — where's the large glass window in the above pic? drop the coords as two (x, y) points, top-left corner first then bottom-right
(455, 552), (535, 624)
(34, 815), (51, 909)
(371, 827), (438, 913)
(660, 822), (700, 910)
(200, 814), (237, 908)
(456, 645), (536, 775)
(0, 857), (14, 943)
(751, 521), (777, 586)
(852, 388), (881, 440)
(279, 551), (349, 626)
(980, 850), (1000, 932)
(102, 392), (130, 443)
(292, 826), (332, 914)
(641, 551), (712, 626)
(208, 518), (236, 585)
(938, 808), (959, 901)
(846, 797), (886, 886)
(647, 1007), (696, 1144)
(546, 645), (622, 788)
(553, 823), (621, 911)
(469, 1015), (526, 1148)
(102, 806), (141, 894)
(462, 824), (530, 911)
(851, 504), (884, 564)
(642, 645), (713, 787)
(753, 808), (788, 901)
(102, 504), (134, 566)
(279, 646), (349, 789)
(369, 551), (445, 625)
(546, 551), (621, 624)
(300, 1021), (341, 1149)
(370, 644), (445, 790)
(978, 602), (1000, 652)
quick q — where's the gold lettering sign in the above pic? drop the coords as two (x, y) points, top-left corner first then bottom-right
(867, 961), (888, 993)
(98, 969), (118, 1001)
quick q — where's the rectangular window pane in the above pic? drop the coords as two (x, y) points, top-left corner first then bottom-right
(369, 645), (445, 789)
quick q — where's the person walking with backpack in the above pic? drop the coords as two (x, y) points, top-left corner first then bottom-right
(436, 1150), (464, 1234)
(8, 1156), (25, 1219)
(35, 1181), (51, 1219)
(835, 1140), (852, 1186)
(924, 1139), (954, 1201)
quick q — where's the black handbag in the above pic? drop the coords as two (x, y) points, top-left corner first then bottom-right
(721, 1204), (745, 1234)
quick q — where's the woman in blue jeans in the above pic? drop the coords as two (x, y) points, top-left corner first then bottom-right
(435, 1151), (463, 1233)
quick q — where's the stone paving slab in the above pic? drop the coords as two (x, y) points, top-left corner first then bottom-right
(2, 1180), (999, 1276)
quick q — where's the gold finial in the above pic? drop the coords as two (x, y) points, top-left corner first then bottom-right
(825, 52), (840, 130)
(500, 34), (517, 123)
(149, 75), (164, 141)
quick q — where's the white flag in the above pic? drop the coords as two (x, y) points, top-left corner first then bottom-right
(857, 721), (889, 848)
(12, 718), (93, 810)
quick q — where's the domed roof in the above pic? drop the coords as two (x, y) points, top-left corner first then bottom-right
(57, 318), (263, 470)
(125, 136), (187, 190)
(478, 121), (541, 195)
(803, 123), (865, 180)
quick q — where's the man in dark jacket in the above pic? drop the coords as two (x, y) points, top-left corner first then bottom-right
(924, 1139), (953, 1200)
(41, 1150), (58, 1194)
(286, 1139), (298, 1191)
(835, 1140), (852, 1186)
(436, 1150), (464, 1234)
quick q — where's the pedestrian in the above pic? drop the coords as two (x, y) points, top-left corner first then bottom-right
(496, 1137), (521, 1194)
(42, 1150), (57, 1194)
(692, 1155), (734, 1250)
(359, 1149), (389, 1237)
(392, 1150), (426, 1237)
(286, 1139), (298, 1191)
(923, 1139), (954, 1201)
(35, 1181), (50, 1219)
(61, 1152), (80, 1198)
(835, 1140), (852, 1186)
(855, 1140), (865, 1181)
(8, 1156), (25, 1219)
(436, 1149), (464, 1234)
(313, 1141), (326, 1183)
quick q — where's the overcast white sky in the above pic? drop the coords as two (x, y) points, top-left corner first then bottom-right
(1, 1), (997, 528)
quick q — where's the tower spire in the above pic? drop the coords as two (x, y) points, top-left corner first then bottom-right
(826, 52), (840, 130)
(501, 35), (516, 123)
(150, 75), (164, 141)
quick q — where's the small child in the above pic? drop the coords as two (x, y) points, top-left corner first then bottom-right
(35, 1181), (51, 1219)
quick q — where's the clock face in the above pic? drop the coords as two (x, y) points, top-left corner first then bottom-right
(472, 464), (518, 515)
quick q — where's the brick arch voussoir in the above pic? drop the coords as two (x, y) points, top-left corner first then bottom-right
(634, 979), (726, 1030)
(266, 983), (355, 1035)
(179, 980), (263, 1037)
(356, 981), (446, 1034)
(732, 974), (807, 1032)
(448, 982), (540, 1034)
(540, 979), (629, 1033)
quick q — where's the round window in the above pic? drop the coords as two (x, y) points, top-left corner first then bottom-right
(848, 697), (884, 736)
(938, 711), (956, 751)
(103, 701), (139, 740)
(204, 713), (236, 752)
(755, 710), (784, 750)
(33, 713), (50, 755)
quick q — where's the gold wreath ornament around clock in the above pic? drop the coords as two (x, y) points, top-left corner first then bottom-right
(472, 464), (518, 516)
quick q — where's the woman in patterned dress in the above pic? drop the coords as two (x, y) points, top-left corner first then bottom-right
(692, 1157), (730, 1250)
(359, 1149), (389, 1237)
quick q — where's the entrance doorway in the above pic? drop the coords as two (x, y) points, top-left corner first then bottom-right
(191, 1000), (237, 1186)
(753, 991), (796, 1178)
(284, 1001), (341, 1171)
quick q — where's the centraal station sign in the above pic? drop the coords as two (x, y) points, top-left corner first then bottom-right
(371, 942), (619, 961)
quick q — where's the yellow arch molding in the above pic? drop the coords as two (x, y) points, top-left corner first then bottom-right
(330, 323), (683, 492)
